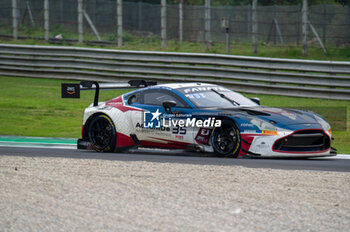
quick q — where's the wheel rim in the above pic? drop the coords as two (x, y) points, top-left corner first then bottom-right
(213, 124), (238, 154)
(89, 118), (114, 149)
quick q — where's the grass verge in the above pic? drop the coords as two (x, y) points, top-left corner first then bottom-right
(0, 76), (349, 153)
(1, 36), (350, 61)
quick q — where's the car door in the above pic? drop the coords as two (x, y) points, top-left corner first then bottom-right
(127, 88), (195, 147)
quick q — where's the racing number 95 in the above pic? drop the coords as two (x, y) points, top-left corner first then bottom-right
(172, 125), (187, 135)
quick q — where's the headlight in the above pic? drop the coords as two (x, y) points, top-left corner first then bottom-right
(314, 114), (331, 131)
(248, 117), (291, 134)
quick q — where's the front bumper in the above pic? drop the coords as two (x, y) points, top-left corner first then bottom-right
(244, 129), (335, 158)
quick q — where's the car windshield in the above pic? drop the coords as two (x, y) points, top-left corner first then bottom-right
(177, 85), (258, 108)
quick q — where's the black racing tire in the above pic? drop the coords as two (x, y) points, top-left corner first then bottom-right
(88, 114), (116, 152)
(211, 119), (241, 158)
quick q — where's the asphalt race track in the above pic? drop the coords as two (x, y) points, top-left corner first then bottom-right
(1, 146), (349, 172)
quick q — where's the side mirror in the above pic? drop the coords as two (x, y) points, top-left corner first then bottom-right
(162, 100), (177, 114)
(250, 97), (260, 105)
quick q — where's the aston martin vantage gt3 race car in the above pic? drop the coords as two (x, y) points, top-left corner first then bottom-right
(62, 80), (336, 158)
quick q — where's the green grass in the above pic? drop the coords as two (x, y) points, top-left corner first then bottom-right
(0, 76), (127, 138)
(1, 34), (350, 61)
(0, 76), (349, 153)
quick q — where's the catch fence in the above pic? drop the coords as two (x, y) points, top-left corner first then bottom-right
(0, 0), (349, 48)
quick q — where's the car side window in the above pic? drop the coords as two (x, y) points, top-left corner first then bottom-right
(143, 90), (187, 108)
(125, 92), (142, 105)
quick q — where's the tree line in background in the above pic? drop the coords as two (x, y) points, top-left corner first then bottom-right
(125, 0), (349, 6)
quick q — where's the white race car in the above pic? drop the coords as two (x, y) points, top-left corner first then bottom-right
(62, 80), (336, 158)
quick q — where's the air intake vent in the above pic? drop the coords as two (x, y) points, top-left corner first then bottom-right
(273, 130), (330, 152)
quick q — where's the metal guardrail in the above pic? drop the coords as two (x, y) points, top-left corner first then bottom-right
(0, 44), (349, 100)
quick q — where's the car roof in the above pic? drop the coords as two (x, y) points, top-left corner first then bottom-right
(156, 82), (216, 90)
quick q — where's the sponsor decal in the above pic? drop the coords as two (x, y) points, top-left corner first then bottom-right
(195, 128), (212, 145)
(61, 83), (80, 98)
(136, 122), (170, 132)
(175, 135), (184, 140)
(240, 123), (254, 128)
(106, 96), (143, 112)
(182, 86), (227, 94)
(97, 106), (112, 111)
(200, 128), (210, 136)
(242, 130), (257, 134)
(107, 101), (123, 106)
(262, 130), (278, 135)
(66, 86), (76, 94)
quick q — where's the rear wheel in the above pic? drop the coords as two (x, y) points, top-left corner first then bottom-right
(88, 115), (116, 152)
(211, 119), (240, 158)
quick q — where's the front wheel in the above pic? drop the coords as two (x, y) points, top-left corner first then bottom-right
(88, 115), (116, 152)
(211, 119), (241, 158)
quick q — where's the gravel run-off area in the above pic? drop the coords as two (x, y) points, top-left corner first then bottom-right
(0, 155), (350, 232)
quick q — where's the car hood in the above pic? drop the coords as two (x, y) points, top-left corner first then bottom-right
(203, 106), (321, 128)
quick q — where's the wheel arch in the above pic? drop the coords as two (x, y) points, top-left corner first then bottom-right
(82, 112), (115, 139)
(213, 116), (241, 129)
(210, 116), (242, 158)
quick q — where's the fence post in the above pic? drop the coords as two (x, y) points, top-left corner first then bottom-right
(204, 0), (211, 51)
(117, 0), (123, 46)
(161, 0), (167, 48)
(252, 0), (258, 54)
(78, 0), (83, 43)
(179, 0), (183, 42)
(12, 0), (18, 40)
(44, 0), (49, 42)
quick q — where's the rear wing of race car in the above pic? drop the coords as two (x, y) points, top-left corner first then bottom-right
(61, 80), (157, 106)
